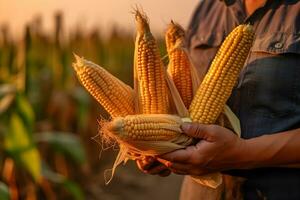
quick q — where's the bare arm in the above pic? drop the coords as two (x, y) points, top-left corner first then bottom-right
(242, 128), (300, 169)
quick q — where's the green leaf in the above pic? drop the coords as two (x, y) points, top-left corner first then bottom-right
(42, 167), (84, 200)
(21, 148), (41, 181)
(15, 94), (35, 133)
(4, 113), (41, 181)
(0, 182), (10, 200)
(72, 87), (90, 129)
(36, 132), (86, 164)
(61, 180), (84, 200)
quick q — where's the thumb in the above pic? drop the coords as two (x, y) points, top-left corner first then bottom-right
(181, 122), (213, 140)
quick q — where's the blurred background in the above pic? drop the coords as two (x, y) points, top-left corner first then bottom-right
(0, 0), (198, 199)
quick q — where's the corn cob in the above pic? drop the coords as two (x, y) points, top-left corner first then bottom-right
(189, 25), (254, 124)
(165, 21), (193, 108)
(107, 114), (183, 141)
(187, 25), (253, 189)
(134, 10), (169, 114)
(103, 114), (193, 156)
(72, 55), (135, 118)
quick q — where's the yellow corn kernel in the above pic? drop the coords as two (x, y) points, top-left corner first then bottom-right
(189, 25), (254, 124)
(165, 21), (193, 108)
(72, 55), (135, 118)
(134, 10), (169, 114)
(106, 114), (187, 141)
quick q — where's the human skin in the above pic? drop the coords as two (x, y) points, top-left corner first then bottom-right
(136, 156), (171, 177)
(158, 123), (300, 176)
(136, 123), (300, 176)
(136, 0), (300, 177)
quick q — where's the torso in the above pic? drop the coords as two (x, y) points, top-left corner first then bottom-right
(187, 0), (300, 199)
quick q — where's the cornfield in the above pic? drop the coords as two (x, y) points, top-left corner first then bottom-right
(0, 12), (181, 200)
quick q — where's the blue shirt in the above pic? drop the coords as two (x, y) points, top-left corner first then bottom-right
(187, 0), (300, 199)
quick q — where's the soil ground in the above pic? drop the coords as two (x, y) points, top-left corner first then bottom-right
(86, 150), (184, 200)
(101, 162), (183, 200)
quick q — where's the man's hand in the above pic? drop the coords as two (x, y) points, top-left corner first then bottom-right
(136, 123), (300, 177)
(158, 123), (247, 176)
(136, 156), (171, 177)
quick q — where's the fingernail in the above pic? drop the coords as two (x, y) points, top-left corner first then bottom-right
(166, 161), (172, 168)
(181, 123), (192, 132)
(156, 158), (169, 167)
(156, 157), (165, 163)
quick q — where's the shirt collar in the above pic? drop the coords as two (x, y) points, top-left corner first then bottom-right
(220, 0), (272, 24)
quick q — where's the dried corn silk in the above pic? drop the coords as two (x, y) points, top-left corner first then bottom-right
(100, 114), (194, 184)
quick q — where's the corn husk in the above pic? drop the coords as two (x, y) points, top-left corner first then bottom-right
(73, 9), (244, 189)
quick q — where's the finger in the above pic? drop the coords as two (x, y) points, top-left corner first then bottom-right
(168, 163), (212, 176)
(170, 168), (188, 175)
(157, 148), (193, 163)
(142, 157), (156, 170)
(165, 162), (192, 175)
(181, 122), (213, 140)
(145, 156), (155, 163)
(158, 169), (171, 177)
(146, 163), (168, 175)
(190, 168), (214, 176)
(136, 157), (155, 171)
(168, 162), (191, 172)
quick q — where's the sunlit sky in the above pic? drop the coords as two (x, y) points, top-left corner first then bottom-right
(0, 0), (199, 38)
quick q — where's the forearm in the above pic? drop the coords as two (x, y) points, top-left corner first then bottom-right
(238, 128), (300, 169)
(159, 124), (300, 176)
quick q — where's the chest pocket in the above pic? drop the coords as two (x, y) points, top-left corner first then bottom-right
(190, 32), (225, 81)
(239, 32), (300, 118)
